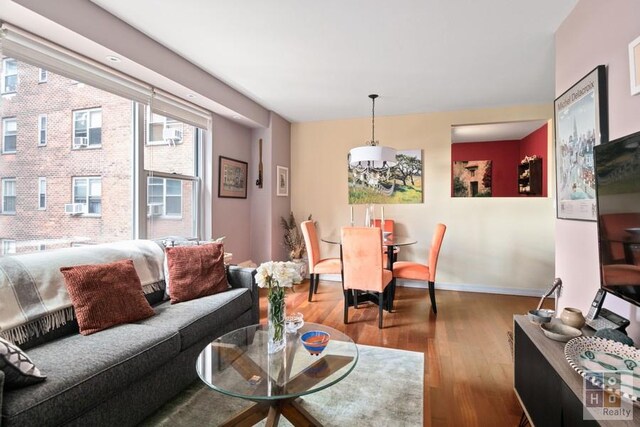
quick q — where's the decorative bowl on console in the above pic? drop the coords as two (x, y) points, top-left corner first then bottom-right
(565, 336), (640, 401)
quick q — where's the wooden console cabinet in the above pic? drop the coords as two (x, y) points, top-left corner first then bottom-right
(513, 315), (639, 426)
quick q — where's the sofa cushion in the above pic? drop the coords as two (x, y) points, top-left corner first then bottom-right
(1, 323), (180, 427)
(137, 288), (252, 350)
(165, 243), (229, 303)
(60, 259), (156, 335)
(0, 337), (46, 390)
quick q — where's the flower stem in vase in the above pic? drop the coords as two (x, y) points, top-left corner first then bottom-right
(267, 284), (286, 353)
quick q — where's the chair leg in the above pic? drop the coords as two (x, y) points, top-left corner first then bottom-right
(353, 290), (358, 309)
(313, 274), (319, 294)
(343, 290), (349, 324)
(428, 280), (437, 314)
(308, 274), (315, 302)
(378, 292), (384, 329)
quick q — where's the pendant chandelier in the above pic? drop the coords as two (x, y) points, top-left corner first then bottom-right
(349, 94), (397, 188)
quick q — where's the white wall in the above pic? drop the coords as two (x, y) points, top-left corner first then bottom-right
(291, 104), (555, 294)
(555, 0), (640, 341)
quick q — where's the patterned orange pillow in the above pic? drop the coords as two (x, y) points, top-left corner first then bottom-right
(60, 259), (155, 335)
(165, 243), (228, 304)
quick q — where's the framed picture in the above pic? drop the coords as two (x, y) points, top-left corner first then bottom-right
(629, 35), (640, 96)
(554, 65), (608, 221)
(276, 166), (289, 197)
(218, 156), (248, 199)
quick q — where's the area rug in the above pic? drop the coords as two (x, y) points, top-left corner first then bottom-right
(141, 344), (423, 426)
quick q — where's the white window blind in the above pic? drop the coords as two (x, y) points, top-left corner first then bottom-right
(0, 23), (213, 131)
(151, 89), (211, 130)
(0, 23), (152, 104)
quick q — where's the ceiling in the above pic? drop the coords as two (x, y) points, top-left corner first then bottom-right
(90, 0), (577, 124)
(451, 119), (549, 143)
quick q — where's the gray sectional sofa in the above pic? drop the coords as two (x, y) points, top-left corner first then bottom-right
(0, 242), (259, 427)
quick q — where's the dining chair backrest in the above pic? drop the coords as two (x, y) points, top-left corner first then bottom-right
(341, 227), (385, 292)
(372, 219), (395, 233)
(301, 220), (321, 270)
(428, 223), (447, 282)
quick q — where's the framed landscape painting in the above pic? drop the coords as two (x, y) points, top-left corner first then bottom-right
(218, 156), (248, 199)
(452, 160), (492, 197)
(554, 65), (608, 221)
(348, 149), (423, 204)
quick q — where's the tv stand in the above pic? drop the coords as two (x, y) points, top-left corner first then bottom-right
(513, 315), (640, 426)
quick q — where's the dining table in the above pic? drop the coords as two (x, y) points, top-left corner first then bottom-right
(321, 232), (417, 311)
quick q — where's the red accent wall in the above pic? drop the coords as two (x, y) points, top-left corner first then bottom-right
(452, 123), (548, 197)
(451, 141), (520, 197)
(519, 123), (548, 197)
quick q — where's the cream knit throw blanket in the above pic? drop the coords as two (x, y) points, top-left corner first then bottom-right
(0, 240), (165, 345)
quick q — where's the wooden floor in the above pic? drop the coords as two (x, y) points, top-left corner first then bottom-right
(258, 280), (549, 427)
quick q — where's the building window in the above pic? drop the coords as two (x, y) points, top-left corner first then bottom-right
(39, 68), (47, 83)
(38, 177), (46, 210)
(73, 177), (101, 215)
(2, 178), (16, 214)
(1, 58), (17, 93)
(1, 240), (16, 255)
(72, 108), (102, 148)
(38, 114), (47, 146)
(2, 117), (17, 153)
(147, 177), (182, 217)
(147, 111), (184, 145)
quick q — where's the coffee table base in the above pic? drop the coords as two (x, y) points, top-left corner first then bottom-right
(221, 398), (322, 427)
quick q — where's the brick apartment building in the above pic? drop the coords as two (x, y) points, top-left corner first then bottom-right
(0, 59), (197, 255)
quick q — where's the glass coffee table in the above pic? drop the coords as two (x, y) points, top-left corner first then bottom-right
(196, 322), (358, 426)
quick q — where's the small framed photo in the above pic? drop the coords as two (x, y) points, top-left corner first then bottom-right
(218, 156), (248, 199)
(276, 166), (289, 197)
(629, 35), (640, 96)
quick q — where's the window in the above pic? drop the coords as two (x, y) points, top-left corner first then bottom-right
(1, 58), (17, 93)
(39, 68), (47, 83)
(2, 118), (17, 153)
(38, 114), (47, 146)
(2, 178), (16, 213)
(1, 240), (16, 255)
(38, 177), (46, 209)
(148, 111), (184, 145)
(147, 177), (182, 217)
(73, 177), (101, 215)
(73, 108), (102, 148)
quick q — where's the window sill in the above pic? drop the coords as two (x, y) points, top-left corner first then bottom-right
(72, 146), (102, 150)
(1, 212), (16, 216)
(1, 151), (16, 155)
(78, 214), (101, 218)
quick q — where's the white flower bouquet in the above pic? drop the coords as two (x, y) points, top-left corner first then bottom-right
(256, 261), (303, 289)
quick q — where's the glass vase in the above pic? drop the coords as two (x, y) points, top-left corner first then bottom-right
(267, 286), (286, 353)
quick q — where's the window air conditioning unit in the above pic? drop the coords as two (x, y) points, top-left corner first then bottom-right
(162, 128), (182, 141)
(65, 203), (86, 215)
(73, 137), (88, 148)
(147, 204), (163, 216)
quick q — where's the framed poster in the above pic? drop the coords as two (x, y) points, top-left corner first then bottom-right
(630, 35), (640, 96)
(218, 156), (248, 199)
(276, 166), (289, 196)
(554, 65), (608, 221)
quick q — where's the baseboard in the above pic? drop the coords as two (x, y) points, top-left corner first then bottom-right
(318, 274), (548, 297)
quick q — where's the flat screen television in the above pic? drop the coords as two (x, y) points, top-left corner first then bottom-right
(594, 130), (640, 308)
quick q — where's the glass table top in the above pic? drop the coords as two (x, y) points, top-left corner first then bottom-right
(321, 233), (417, 246)
(196, 323), (358, 401)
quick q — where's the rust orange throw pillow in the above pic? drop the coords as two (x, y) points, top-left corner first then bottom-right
(165, 243), (228, 304)
(60, 259), (155, 335)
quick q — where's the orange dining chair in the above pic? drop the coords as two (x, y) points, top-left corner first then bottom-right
(301, 220), (342, 302)
(341, 226), (393, 328)
(392, 223), (446, 314)
(372, 218), (399, 265)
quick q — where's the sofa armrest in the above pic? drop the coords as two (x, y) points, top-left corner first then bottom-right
(0, 370), (4, 427)
(226, 266), (259, 324)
